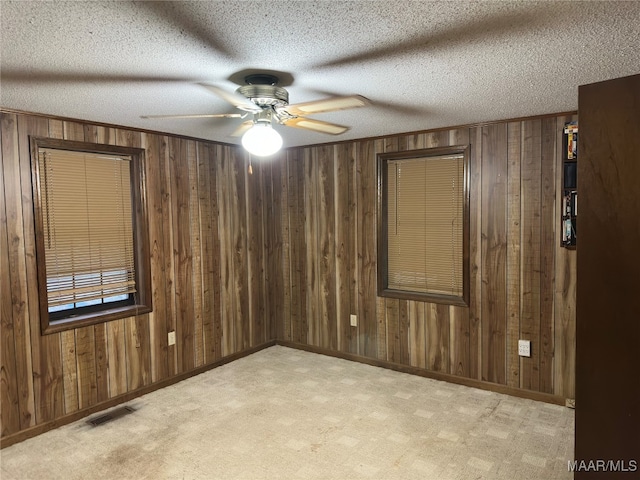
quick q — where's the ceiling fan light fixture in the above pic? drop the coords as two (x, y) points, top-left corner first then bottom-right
(241, 122), (283, 157)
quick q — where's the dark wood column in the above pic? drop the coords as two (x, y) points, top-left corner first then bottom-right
(575, 73), (640, 478)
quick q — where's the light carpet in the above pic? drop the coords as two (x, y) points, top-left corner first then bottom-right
(0, 345), (574, 479)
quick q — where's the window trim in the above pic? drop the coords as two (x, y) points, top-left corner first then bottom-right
(377, 145), (470, 306)
(30, 137), (152, 334)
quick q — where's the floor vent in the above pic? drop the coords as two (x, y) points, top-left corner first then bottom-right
(87, 405), (135, 427)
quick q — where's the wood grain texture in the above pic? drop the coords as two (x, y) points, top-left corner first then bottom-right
(468, 126), (483, 381)
(318, 145), (337, 350)
(356, 140), (378, 358)
(247, 158), (265, 347)
(0, 109), (273, 441)
(231, 150), (250, 352)
(335, 143), (352, 353)
(519, 119), (542, 391)
(481, 123), (508, 385)
(0, 121), (21, 436)
(19, 116), (59, 425)
(276, 113), (576, 398)
(575, 74), (640, 477)
(0, 107), (576, 443)
(553, 114), (578, 399)
(539, 117), (557, 394)
(269, 157), (285, 343)
(506, 121), (522, 388)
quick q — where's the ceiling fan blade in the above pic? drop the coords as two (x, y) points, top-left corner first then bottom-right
(308, 89), (428, 116)
(313, 8), (540, 69)
(230, 120), (254, 137)
(282, 95), (369, 117)
(0, 69), (193, 85)
(282, 117), (349, 135)
(141, 113), (242, 119)
(136, 2), (235, 59)
(200, 84), (262, 113)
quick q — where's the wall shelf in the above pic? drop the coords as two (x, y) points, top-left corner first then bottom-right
(561, 122), (578, 248)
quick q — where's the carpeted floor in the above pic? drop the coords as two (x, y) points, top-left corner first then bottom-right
(0, 346), (574, 479)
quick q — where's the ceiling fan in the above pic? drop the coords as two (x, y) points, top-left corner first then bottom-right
(141, 73), (370, 156)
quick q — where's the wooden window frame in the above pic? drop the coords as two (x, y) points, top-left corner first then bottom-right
(377, 145), (470, 306)
(30, 137), (152, 334)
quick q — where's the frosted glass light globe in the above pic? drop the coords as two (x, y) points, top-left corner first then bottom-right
(241, 123), (283, 157)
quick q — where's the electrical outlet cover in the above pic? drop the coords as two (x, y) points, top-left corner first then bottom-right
(518, 339), (531, 357)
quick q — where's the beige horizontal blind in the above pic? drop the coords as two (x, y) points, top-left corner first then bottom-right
(387, 154), (463, 296)
(39, 148), (135, 310)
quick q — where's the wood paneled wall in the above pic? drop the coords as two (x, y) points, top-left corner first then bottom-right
(273, 114), (577, 398)
(0, 109), (577, 443)
(0, 112), (278, 441)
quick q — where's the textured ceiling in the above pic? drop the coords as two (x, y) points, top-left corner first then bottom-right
(1, 1), (639, 148)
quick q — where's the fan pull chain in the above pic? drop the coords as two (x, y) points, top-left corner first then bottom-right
(248, 157), (253, 175)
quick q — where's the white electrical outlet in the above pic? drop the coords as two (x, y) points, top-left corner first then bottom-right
(168, 331), (176, 346)
(518, 339), (531, 357)
(350, 314), (357, 327)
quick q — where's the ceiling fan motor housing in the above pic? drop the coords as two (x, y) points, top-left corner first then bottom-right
(236, 84), (289, 108)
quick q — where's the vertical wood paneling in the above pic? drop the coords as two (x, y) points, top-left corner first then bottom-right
(335, 143), (352, 353)
(449, 306), (468, 376)
(20, 116), (61, 425)
(75, 327), (97, 409)
(143, 133), (169, 383)
(222, 150), (237, 352)
(209, 145), (224, 362)
(269, 157), (284, 343)
(278, 157), (291, 343)
(304, 148), (319, 345)
(426, 303), (449, 373)
(348, 141), (359, 355)
(247, 160), (264, 347)
(481, 124), (508, 385)
(169, 138), (195, 372)
(318, 145), (336, 350)
(276, 113), (575, 400)
(107, 319), (127, 397)
(356, 140), (377, 358)
(230, 150), (249, 352)
(1, 109), (272, 443)
(198, 143), (215, 363)
(468, 126), (483, 381)
(448, 128), (471, 377)
(554, 114), (578, 399)
(506, 121), (522, 388)
(385, 299), (400, 363)
(539, 117), (557, 394)
(0, 116), (21, 436)
(189, 141), (204, 367)
(1, 108), (577, 443)
(2, 114), (36, 429)
(93, 323), (109, 403)
(520, 120), (542, 391)
(286, 150), (304, 344)
(409, 302), (426, 368)
(160, 135), (177, 377)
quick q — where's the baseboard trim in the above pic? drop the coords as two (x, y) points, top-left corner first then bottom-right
(277, 340), (567, 406)
(0, 340), (276, 449)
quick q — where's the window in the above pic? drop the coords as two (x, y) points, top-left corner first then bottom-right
(31, 138), (152, 334)
(377, 146), (469, 306)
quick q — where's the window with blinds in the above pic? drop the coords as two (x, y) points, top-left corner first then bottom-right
(40, 148), (135, 315)
(31, 138), (152, 333)
(378, 146), (469, 305)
